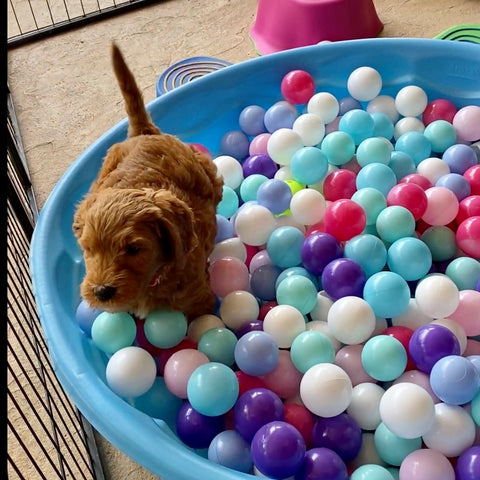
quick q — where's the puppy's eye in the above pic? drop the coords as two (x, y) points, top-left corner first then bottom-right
(125, 244), (141, 255)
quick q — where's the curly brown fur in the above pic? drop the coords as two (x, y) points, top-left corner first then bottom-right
(73, 43), (223, 320)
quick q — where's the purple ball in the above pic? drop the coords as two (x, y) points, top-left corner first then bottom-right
(408, 324), (461, 374)
(251, 421), (306, 478)
(301, 232), (343, 276)
(294, 447), (348, 480)
(234, 388), (284, 441)
(257, 178), (293, 215)
(176, 401), (225, 449)
(242, 154), (278, 178)
(321, 258), (367, 300)
(435, 172), (471, 201)
(235, 320), (264, 339)
(220, 129), (250, 160)
(455, 446), (480, 480)
(311, 413), (362, 462)
(442, 143), (478, 175)
(239, 105), (267, 136)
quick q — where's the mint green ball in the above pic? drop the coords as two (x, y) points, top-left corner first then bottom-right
(144, 309), (187, 348)
(91, 311), (136, 354)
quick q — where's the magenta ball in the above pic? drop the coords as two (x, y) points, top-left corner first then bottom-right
(323, 199), (367, 242)
(321, 258), (367, 300)
(281, 70), (316, 105)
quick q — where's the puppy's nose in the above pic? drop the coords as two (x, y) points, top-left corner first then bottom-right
(94, 285), (116, 301)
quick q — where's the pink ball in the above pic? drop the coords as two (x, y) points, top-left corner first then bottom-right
(464, 338), (480, 355)
(163, 349), (209, 398)
(387, 182), (428, 221)
(260, 350), (303, 400)
(209, 256), (250, 298)
(281, 70), (316, 105)
(323, 199), (367, 241)
(249, 249), (273, 273)
(399, 449), (455, 480)
(464, 164), (480, 196)
(421, 186), (459, 226)
(453, 105), (480, 141)
(335, 344), (375, 386)
(422, 98), (457, 125)
(456, 215), (480, 257)
(448, 289), (480, 336)
(249, 133), (271, 155)
(456, 195), (480, 224)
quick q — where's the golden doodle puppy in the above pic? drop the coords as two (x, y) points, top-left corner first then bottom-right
(73, 43), (223, 320)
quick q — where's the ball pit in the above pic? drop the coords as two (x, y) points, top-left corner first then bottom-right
(31, 39), (480, 480)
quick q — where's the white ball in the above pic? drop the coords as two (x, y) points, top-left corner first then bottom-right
(289, 188), (326, 226)
(209, 237), (247, 263)
(306, 319), (342, 352)
(274, 165), (294, 181)
(219, 290), (260, 330)
(393, 116), (425, 140)
(234, 203), (276, 246)
(367, 95), (399, 123)
(267, 128), (304, 165)
(395, 85), (428, 117)
(415, 274), (460, 319)
(292, 113), (326, 146)
(327, 296), (376, 344)
(422, 403), (476, 457)
(187, 314), (225, 343)
(307, 92), (340, 124)
(213, 155), (244, 189)
(416, 157), (451, 185)
(379, 382), (435, 439)
(263, 304), (306, 348)
(347, 66), (383, 102)
(391, 298), (433, 330)
(308, 291), (335, 323)
(300, 363), (353, 417)
(347, 382), (385, 430)
(106, 346), (157, 398)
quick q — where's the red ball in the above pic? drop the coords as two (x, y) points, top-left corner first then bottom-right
(464, 164), (480, 196)
(284, 402), (316, 447)
(322, 169), (357, 201)
(399, 173), (432, 190)
(422, 98), (457, 125)
(323, 199), (366, 241)
(258, 300), (278, 320)
(456, 195), (480, 224)
(235, 370), (266, 397)
(387, 182), (428, 221)
(382, 326), (416, 370)
(456, 215), (480, 257)
(280, 70), (316, 105)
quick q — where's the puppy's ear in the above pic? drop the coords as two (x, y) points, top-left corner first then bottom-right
(150, 190), (199, 267)
(72, 206), (85, 239)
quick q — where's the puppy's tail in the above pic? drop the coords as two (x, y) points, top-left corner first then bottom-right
(111, 42), (161, 137)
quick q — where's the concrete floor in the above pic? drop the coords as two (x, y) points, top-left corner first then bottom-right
(7, 0), (479, 478)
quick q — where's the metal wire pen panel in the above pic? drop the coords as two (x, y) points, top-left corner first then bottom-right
(7, 87), (105, 480)
(7, 0), (156, 47)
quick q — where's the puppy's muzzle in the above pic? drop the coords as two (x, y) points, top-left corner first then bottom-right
(94, 285), (117, 302)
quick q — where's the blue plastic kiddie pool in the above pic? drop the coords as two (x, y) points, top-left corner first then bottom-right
(30, 38), (480, 480)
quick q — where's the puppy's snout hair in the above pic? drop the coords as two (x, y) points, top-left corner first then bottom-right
(73, 43), (223, 320)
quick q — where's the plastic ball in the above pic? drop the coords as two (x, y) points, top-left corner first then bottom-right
(243, 153), (278, 178)
(75, 299), (102, 337)
(395, 131), (431, 166)
(213, 154), (244, 189)
(176, 400), (225, 449)
(197, 327), (238, 366)
(387, 237), (432, 281)
(389, 151), (416, 181)
(290, 330), (335, 373)
(300, 363), (353, 417)
(347, 382), (385, 430)
(363, 271), (411, 318)
(290, 146), (329, 185)
(420, 225), (457, 262)
(267, 127), (304, 165)
(239, 105), (266, 136)
(338, 109), (375, 145)
(371, 112), (395, 140)
(106, 346), (157, 398)
(187, 362), (238, 416)
(292, 113), (326, 147)
(423, 119), (457, 153)
(249, 133), (270, 155)
(350, 464), (395, 480)
(234, 330), (279, 376)
(307, 91), (340, 124)
(264, 100), (299, 133)
(301, 232), (343, 277)
(220, 129), (250, 160)
(335, 344), (375, 386)
(453, 105), (480, 141)
(281, 70), (315, 105)
(295, 447), (348, 480)
(414, 274), (460, 319)
(395, 85), (428, 117)
(356, 137), (393, 167)
(215, 214), (234, 243)
(234, 203), (277, 246)
(386, 182), (428, 221)
(355, 162), (397, 197)
(321, 131), (356, 166)
(455, 446), (480, 480)
(376, 205), (416, 243)
(209, 256), (250, 298)
(339, 96), (363, 115)
(210, 237), (247, 264)
(382, 325), (415, 370)
(464, 164), (480, 195)
(347, 66), (383, 102)
(262, 304), (306, 348)
(379, 382), (435, 439)
(250, 263), (283, 301)
(361, 335), (407, 381)
(218, 290), (260, 331)
(323, 199), (366, 241)
(416, 157), (451, 185)
(445, 256), (480, 291)
(443, 143), (478, 174)
(91, 311), (136, 354)
(217, 185), (239, 218)
(327, 296), (376, 344)
(456, 215), (480, 257)
(400, 172), (432, 190)
(400, 448), (455, 480)
(290, 188), (327, 226)
(367, 94), (399, 123)
(422, 98), (457, 125)
(436, 172), (471, 201)
(408, 323), (461, 374)
(208, 429), (253, 473)
(275, 265), (319, 291)
(394, 116), (425, 139)
(251, 420), (306, 479)
(351, 187), (387, 226)
(276, 274), (318, 315)
(322, 169), (357, 201)
(448, 289), (480, 336)
(266, 225), (305, 268)
(457, 195), (480, 224)
(321, 258), (367, 300)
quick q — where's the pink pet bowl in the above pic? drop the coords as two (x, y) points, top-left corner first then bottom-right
(250, 0), (383, 54)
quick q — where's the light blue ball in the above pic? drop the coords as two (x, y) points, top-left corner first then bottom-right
(338, 108), (375, 145)
(350, 464), (395, 480)
(290, 146), (329, 185)
(344, 233), (387, 278)
(144, 309), (187, 348)
(75, 298), (102, 337)
(256, 178), (292, 214)
(264, 101), (298, 132)
(363, 271), (410, 318)
(217, 185), (239, 218)
(91, 311), (136, 354)
(445, 256), (480, 290)
(198, 327), (238, 366)
(321, 131), (356, 166)
(187, 362), (239, 416)
(266, 226), (304, 268)
(356, 137), (393, 167)
(275, 266), (319, 290)
(239, 105), (267, 136)
(387, 237), (432, 281)
(371, 112), (395, 140)
(276, 274), (318, 315)
(208, 429), (253, 473)
(388, 151), (416, 182)
(234, 330), (279, 376)
(374, 422), (422, 467)
(215, 214), (234, 243)
(239, 173), (268, 203)
(351, 187), (387, 226)
(361, 335), (408, 382)
(290, 330), (335, 373)
(356, 162), (397, 197)
(395, 131), (432, 166)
